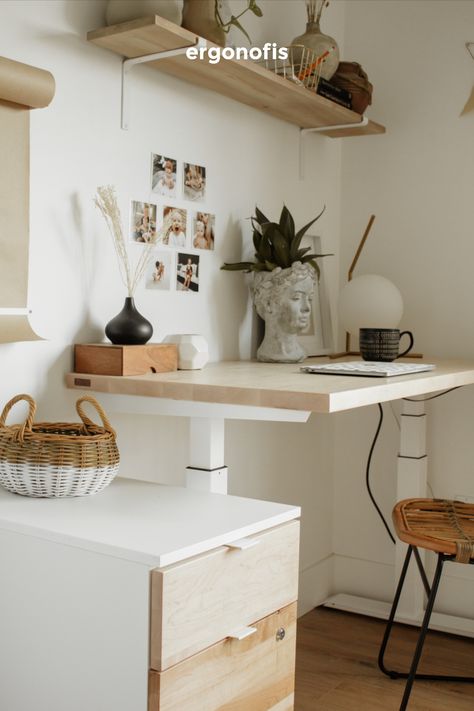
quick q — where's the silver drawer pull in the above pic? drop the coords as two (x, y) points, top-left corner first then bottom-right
(228, 626), (257, 641)
(224, 537), (260, 550)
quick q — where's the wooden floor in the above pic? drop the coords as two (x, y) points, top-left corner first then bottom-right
(295, 608), (474, 710)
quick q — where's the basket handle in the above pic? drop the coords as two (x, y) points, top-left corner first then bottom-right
(0, 394), (36, 440)
(76, 396), (116, 436)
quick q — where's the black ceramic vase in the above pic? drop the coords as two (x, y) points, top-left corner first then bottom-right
(105, 297), (153, 345)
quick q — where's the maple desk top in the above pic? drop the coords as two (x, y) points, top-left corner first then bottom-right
(66, 358), (474, 414)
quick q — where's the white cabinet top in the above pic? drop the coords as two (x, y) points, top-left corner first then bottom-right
(0, 478), (300, 567)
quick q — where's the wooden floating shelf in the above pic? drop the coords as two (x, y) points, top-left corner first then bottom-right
(87, 16), (386, 137)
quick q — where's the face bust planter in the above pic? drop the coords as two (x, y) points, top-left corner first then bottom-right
(221, 205), (330, 364)
(252, 262), (316, 363)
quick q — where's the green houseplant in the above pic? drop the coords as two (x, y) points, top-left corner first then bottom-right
(222, 205), (331, 363)
(215, 0), (263, 44)
(222, 204), (329, 276)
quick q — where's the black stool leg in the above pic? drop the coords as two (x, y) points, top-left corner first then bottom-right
(399, 553), (444, 710)
(378, 545), (414, 678)
(379, 548), (474, 693)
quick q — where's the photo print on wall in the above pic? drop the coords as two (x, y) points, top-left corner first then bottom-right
(183, 163), (206, 201)
(146, 250), (174, 291)
(151, 154), (177, 198)
(162, 206), (187, 248)
(192, 211), (215, 250)
(130, 201), (157, 244)
(177, 252), (200, 292)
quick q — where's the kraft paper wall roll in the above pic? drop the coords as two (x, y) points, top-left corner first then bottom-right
(0, 314), (42, 343)
(0, 56), (55, 342)
(0, 56), (55, 109)
(0, 102), (29, 308)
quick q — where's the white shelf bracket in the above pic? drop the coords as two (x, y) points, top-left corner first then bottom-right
(298, 115), (369, 179)
(121, 36), (206, 130)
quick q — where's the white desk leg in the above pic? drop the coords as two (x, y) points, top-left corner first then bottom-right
(396, 399), (427, 620)
(186, 417), (228, 494)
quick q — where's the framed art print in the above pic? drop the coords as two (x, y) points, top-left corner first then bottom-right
(297, 235), (333, 356)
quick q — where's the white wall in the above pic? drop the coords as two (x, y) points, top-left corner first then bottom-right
(0, 0), (345, 612)
(335, 0), (474, 616)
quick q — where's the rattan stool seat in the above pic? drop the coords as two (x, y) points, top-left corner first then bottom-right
(393, 498), (474, 564)
(380, 497), (474, 709)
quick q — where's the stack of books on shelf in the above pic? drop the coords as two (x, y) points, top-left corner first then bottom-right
(317, 78), (352, 109)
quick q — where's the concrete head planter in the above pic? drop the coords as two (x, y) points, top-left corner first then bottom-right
(252, 262), (316, 362)
(222, 205), (331, 364)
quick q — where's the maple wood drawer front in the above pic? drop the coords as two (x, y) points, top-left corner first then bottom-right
(150, 520), (299, 671)
(148, 602), (296, 711)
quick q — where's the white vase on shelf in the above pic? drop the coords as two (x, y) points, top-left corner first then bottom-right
(105, 0), (183, 26)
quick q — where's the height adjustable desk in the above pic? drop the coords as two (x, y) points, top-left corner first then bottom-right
(67, 358), (474, 637)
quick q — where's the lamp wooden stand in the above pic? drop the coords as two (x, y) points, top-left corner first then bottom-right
(330, 215), (422, 359)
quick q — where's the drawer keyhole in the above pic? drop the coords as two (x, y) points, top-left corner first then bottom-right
(276, 627), (286, 641)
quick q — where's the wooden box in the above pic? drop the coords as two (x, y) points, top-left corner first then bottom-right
(74, 343), (178, 376)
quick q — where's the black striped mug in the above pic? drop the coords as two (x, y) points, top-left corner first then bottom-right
(359, 328), (414, 362)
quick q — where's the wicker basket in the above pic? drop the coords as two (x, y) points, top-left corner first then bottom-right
(0, 394), (120, 498)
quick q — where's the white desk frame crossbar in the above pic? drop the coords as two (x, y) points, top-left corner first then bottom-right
(95, 392), (310, 495)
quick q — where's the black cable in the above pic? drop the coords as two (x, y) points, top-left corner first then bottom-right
(403, 387), (460, 402)
(367, 388), (460, 544)
(366, 403), (396, 545)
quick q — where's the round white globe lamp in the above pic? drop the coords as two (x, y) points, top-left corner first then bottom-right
(339, 274), (404, 336)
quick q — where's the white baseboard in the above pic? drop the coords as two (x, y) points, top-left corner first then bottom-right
(324, 593), (474, 638)
(298, 554), (474, 623)
(298, 555), (333, 617)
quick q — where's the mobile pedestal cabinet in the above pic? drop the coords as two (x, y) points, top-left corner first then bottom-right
(0, 478), (300, 711)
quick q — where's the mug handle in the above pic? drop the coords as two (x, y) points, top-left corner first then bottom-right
(397, 331), (414, 358)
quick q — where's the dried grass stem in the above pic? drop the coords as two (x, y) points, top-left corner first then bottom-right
(305, 0), (328, 24)
(95, 185), (157, 297)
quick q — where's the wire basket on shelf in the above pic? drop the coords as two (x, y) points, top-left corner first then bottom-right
(257, 45), (330, 92)
(0, 394), (120, 498)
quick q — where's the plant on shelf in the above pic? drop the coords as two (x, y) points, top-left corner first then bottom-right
(222, 205), (331, 364)
(215, 0), (263, 44)
(222, 204), (329, 277)
(182, 0), (262, 46)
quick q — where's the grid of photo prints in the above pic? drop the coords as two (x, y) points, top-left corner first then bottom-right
(129, 153), (215, 295)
